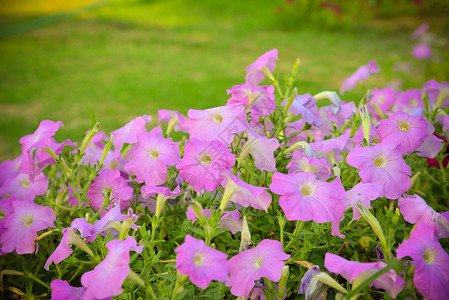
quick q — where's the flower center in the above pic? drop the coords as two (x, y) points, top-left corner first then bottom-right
(21, 179), (30, 189)
(0, 209), (5, 220)
(199, 152), (212, 165)
(23, 214), (33, 227)
(374, 156), (387, 167)
(193, 252), (205, 266)
(254, 257), (263, 269)
(300, 183), (316, 196)
(423, 248), (435, 264)
(398, 121), (410, 131)
(149, 148), (159, 159)
(212, 112), (223, 123)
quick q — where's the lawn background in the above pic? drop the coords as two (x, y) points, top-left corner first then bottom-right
(0, 0), (448, 160)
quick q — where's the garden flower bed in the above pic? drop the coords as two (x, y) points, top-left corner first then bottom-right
(0, 47), (448, 299)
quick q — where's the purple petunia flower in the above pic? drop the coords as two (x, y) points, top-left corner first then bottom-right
(270, 172), (346, 237)
(226, 239), (290, 297)
(324, 253), (404, 298)
(245, 49), (278, 87)
(81, 236), (143, 300)
(396, 223), (449, 300)
(238, 128), (279, 172)
(175, 235), (229, 289)
(282, 94), (323, 127)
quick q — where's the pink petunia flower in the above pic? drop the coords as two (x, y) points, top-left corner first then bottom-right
(377, 111), (428, 154)
(175, 234), (229, 289)
(87, 169), (133, 211)
(286, 151), (332, 181)
(20, 120), (64, 153)
(396, 223), (449, 300)
(324, 253), (404, 298)
(158, 109), (187, 133)
(245, 49), (278, 87)
(396, 89), (424, 116)
(110, 115), (151, 153)
(227, 84), (276, 119)
(125, 127), (180, 186)
(0, 196), (14, 238)
(346, 140), (411, 199)
(184, 104), (248, 145)
(226, 239), (290, 297)
(186, 207), (243, 234)
(0, 155), (21, 187)
(86, 204), (122, 242)
(50, 279), (86, 300)
(221, 172), (272, 211)
(398, 194), (449, 238)
(340, 61), (379, 94)
(176, 139), (235, 192)
(270, 172), (346, 237)
(81, 236), (143, 300)
(1, 200), (56, 254)
(343, 182), (381, 220)
(238, 128), (279, 172)
(282, 94), (323, 127)
(422, 80), (449, 108)
(369, 87), (398, 120)
(309, 133), (351, 165)
(0, 172), (48, 202)
(412, 44), (432, 60)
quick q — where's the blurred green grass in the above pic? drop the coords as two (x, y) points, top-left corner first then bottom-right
(0, 0), (443, 160)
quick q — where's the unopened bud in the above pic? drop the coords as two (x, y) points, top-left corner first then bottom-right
(67, 228), (93, 257)
(80, 122), (100, 156)
(314, 272), (348, 294)
(360, 105), (371, 145)
(155, 193), (167, 219)
(239, 216), (252, 252)
(99, 135), (113, 166)
(219, 178), (238, 211)
(356, 200), (386, 246)
(166, 113), (179, 137)
(314, 91), (341, 114)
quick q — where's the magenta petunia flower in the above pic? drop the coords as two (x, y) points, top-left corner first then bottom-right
(227, 84), (276, 119)
(176, 139), (235, 192)
(221, 172), (272, 211)
(398, 194), (449, 238)
(239, 128), (279, 172)
(422, 80), (449, 108)
(87, 169), (133, 211)
(175, 234), (229, 289)
(125, 127), (180, 186)
(1, 200), (55, 254)
(184, 104), (248, 145)
(86, 204), (122, 242)
(0, 155), (21, 187)
(286, 151), (332, 181)
(340, 61), (379, 94)
(416, 122), (444, 158)
(282, 94), (323, 127)
(81, 236), (143, 300)
(369, 87), (398, 119)
(412, 44), (432, 60)
(226, 239), (290, 297)
(245, 49), (278, 86)
(343, 182), (381, 220)
(309, 133), (351, 165)
(158, 109), (187, 133)
(377, 111), (428, 154)
(324, 253), (404, 298)
(396, 223), (449, 300)
(20, 120), (64, 153)
(110, 115), (151, 153)
(316, 101), (356, 138)
(270, 172), (346, 237)
(346, 140), (411, 199)
(50, 279), (86, 300)
(396, 89), (423, 116)
(0, 196), (14, 238)
(0, 172), (48, 202)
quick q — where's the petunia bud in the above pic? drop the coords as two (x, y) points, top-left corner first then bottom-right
(155, 193), (167, 219)
(356, 200), (386, 246)
(166, 113), (179, 137)
(284, 141), (315, 157)
(278, 265), (290, 298)
(314, 273), (348, 294)
(79, 122), (100, 157)
(239, 216), (252, 252)
(314, 91), (342, 114)
(99, 135), (113, 167)
(359, 104), (371, 145)
(219, 179), (238, 211)
(67, 228), (93, 257)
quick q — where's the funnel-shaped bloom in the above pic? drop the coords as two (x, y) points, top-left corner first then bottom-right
(416, 122), (443, 158)
(227, 84), (276, 119)
(50, 279), (85, 300)
(343, 182), (381, 220)
(184, 104), (248, 145)
(81, 236), (143, 300)
(158, 109), (187, 133)
(398, 194), (449, 238)
(177, 139), (235, 192)
(110, 115), (151, 152)
(226, 239), (290, 297)
(125, 127), (180, 186)
(396, 223), (449, 300)
(245, 49), (278, 86)
(0, 172), (48, 202)
(286, 151), (332, 181)
(270, 172), (346, 237)
(346, 140), (411, 199)
(422, 80), (449, 108)
(282, 94), (323, 127)
(369, 87), (398, 119)
(238, 129), (279, 172)
(324, 253), (404, 298)
(1, 200), (55, 254)
(340, 61), (379, 94)
(87, 169), (133, 211)
(175, 235), (229, 289)
(378, 111), (428, 154)
(20, 120), (64, 153)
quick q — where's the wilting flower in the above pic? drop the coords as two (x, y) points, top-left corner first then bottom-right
(51, 279), (85, 300)
(245, 49), (278, 86)
(175, 235), (229, 289)
(396, 223), (449, 300)
(270, 172), (346, 237)
(81, 236), (143, 300)
(177, 139), (235, 192)
(125, 127), (180, 186)
(324, 253), (404, 298)
(398, 194), (449, 238)
(377, 111), (428, 154)
(340, 61), (379, 94)
(1, 200), (56, 254)
(226, 239), (290, 297)
(110, 115), (151, 153)
(346, 139), (411, 199)
(309, 133), (351, 165)
(87, 169), (133, 211)
(184, 104), (248, 145)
